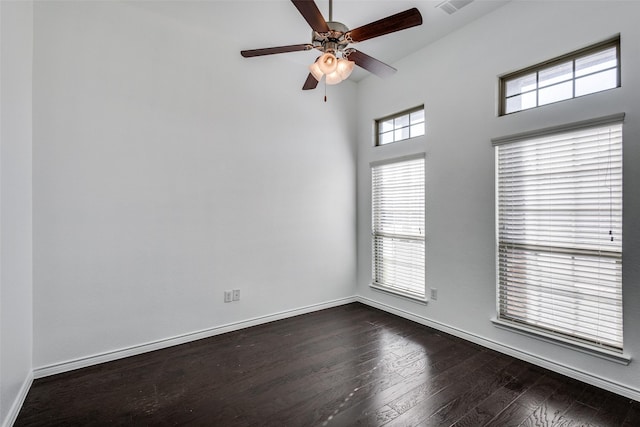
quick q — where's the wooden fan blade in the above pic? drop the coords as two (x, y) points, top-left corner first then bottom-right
(302, 73), (319, 90)
(291, 0), (330, 33)
(347, 50), (397, 78)
(241, 44), (312, 57)
(346, 8), (422, 43)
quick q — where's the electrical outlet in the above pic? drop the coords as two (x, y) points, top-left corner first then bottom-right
(232, 289), (240, 301)
(430, 288), (438, 301)
(224, 290), (233, 303)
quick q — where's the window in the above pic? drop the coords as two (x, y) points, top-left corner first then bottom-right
(500, 37), (620, 115)
(494, 116), (623, 351)
(376, 106), (425, 145)
(372, 156), (425, 299)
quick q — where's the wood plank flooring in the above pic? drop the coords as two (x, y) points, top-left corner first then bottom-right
(15, 303), (640, 426)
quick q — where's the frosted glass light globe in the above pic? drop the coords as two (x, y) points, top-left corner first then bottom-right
(336, 59), (355, 80)
(326, 70), (342, 85)
(318, 52), (338, 74)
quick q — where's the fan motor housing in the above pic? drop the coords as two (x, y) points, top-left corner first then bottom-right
(312, 21), (350, 53)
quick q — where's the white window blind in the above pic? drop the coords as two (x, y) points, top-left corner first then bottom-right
(372, 157), (425, 299)
(496, 121), (623, 351)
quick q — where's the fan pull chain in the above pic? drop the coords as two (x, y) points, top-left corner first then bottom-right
(324, 80), (327, 102)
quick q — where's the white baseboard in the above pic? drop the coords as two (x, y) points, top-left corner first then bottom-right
(27, 295), (640, 408)
(2, 371), (33, 427)
(34, 296), (356, 379)
(356, 296), (640, 403)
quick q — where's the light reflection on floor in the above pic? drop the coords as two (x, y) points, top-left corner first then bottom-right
(321, 323), (436, 425)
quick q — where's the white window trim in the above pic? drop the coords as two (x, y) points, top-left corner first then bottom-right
(492, 317), (631, 365)
(492, 113), (625, 146)
(370, 282), (428, 304)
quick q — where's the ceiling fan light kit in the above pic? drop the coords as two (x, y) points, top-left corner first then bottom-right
(318, 51), (339, 74)
(335, 58), (355, 79)
(309, 53), (356, 85)
(240, 0), (423, 92)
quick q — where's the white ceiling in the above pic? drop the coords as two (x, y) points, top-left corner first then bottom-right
(131, 0), (511, 82)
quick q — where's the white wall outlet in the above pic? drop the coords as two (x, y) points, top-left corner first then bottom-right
(430, 288), (438, 301)
(232, 289), (240, 301)
(224, 290), (233, 303)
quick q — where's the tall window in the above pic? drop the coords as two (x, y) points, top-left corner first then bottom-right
(500, 37), (620, 115)
(495, 117), (623, 351)
(372, 156), (425, 299)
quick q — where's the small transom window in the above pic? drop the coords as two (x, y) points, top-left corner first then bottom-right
(376, 106), (425, 145)
(500, 37), (620, 115)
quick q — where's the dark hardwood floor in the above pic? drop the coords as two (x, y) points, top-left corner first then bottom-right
(16, 303), (639, 426)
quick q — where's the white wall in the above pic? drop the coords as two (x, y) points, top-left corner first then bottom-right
(356, 0), (640, 399)
(0, 1), (34, 426)
(32, 1), (357, 370)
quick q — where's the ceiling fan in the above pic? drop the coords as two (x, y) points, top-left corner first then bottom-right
(240, 0), (423, 90)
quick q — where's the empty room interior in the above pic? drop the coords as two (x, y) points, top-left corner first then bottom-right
(2, 0), (640, 425)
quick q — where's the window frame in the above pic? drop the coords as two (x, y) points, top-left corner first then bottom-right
(499, 37), (621, 116)
(492, 114), (628, 362)
(370, 154), (426, 301)
(375, 105), (425, 146)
